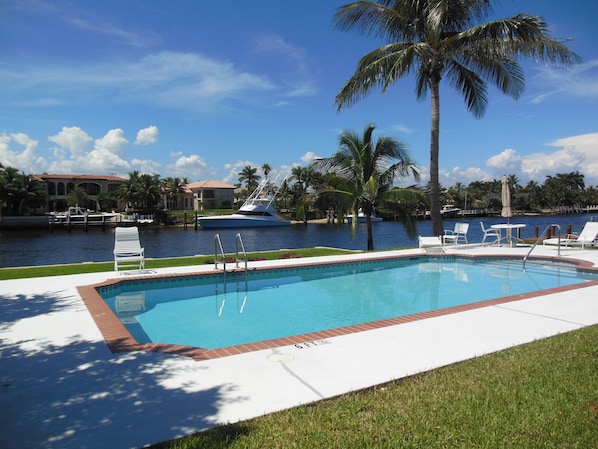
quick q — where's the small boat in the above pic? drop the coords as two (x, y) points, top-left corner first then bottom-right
(198, 179), (290, 228)
(440, 204), (461, 218)
(346, 210), (383, 224)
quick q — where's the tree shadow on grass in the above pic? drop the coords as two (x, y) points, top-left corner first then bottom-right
(0, 290), (248, 449)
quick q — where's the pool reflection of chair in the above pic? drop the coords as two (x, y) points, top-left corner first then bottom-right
(442, 222), (469, 247)
(115, 292), (146, 324)
(543, 222), (598, 249)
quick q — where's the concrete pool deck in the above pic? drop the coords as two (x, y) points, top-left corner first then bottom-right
(2, 244), (598, 449)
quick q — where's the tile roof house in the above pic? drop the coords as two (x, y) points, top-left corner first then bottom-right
(184, 180), (236, 210)
(32, 173), (127, 213)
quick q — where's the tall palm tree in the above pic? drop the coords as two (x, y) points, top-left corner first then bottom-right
(261, 163), (272, 181)
(312, 123), (419, 250)
(238, 165), (261, 191)
(334, 0), (579, 236)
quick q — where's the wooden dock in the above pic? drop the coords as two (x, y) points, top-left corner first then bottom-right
(48, 213), (154, 232)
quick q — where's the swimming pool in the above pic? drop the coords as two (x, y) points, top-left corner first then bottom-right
(96, 256), (598, 353)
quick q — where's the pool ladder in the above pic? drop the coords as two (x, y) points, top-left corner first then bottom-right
(213, 233), (248, 273)
(213, 233), (249, 315)
(523, 224), (561, 270)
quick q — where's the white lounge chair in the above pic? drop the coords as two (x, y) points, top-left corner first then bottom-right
(480, 221), (501, 245)
(543, 222), (598, 249)
(114, 226), (145, 272)
(443, 222), (469, 247)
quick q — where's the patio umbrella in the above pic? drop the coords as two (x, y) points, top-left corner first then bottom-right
(501, 175), (513, 223)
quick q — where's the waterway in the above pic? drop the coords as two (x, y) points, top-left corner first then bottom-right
(1, 213), (596, 268)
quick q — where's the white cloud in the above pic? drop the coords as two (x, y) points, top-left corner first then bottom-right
(222, 160), (259, 185)
(131, 158), (162, 175)
(251, 32), (316, 98)
(301, 151), (319, 163)
(486, 148), (523, 175)
(2, 51), (276, 112)
(392, 124), (416, 134)
(440, 166), (493, 186)
(46, 127), (130, 175)
(48, 126), (92, 158)
(135, 126), (159, 145)
(529, 59), (598, 103)
(65, 17), (160, 48)
(484, 133), (598, 185)
(0, 132), (46, 173)
(167, 154), (209, 179)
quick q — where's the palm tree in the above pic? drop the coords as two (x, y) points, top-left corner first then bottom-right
(67, 186), (88, 209)
(334, 0), (579, 236)
(261, 163), (272, 181)
(312, 123), (419, 250)
(289, 165), (323, 225)
(163, 176), (188, 209)
(137, 173), (163, 212)
(238, 165), (261, 191)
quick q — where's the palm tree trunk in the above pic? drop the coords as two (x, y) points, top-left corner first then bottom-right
(366, 214), (374, 250)
(429, 79), (443, 236)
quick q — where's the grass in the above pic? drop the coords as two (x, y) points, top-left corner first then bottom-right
(150, 324), (598, 448)
(0, 247), (357, 280)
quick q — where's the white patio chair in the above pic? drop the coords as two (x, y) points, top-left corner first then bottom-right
(480, 222), (501, 245)
(543, 222), (598, 249)
(443, 222), (469, 247)
(114, 226), (145, 272)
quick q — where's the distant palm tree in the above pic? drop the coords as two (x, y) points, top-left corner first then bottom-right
(261, 163), (272, 180)
(334, 0), (579, 236)
(290, 165), (322, 225)
(238, 165), (261, 191)
(163, 176), (188, 209)
(67, 186), (88, 209)
(312, 123), (419, 250)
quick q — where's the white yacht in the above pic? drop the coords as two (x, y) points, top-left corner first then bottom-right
(440, 204), (462, 218)
(346, 210), (383, 223)
(197, 179), (290, 228)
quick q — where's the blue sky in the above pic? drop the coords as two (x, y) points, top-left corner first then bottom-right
(1, 0), (597, 187)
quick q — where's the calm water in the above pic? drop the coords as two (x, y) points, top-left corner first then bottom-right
(100, 256), (596, 350)
(1, 214), (596, 268)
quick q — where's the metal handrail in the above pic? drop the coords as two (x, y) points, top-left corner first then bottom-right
(214, 233), (226, 271)
(235, 233), (248, 272)
(523, 224), (561, 270)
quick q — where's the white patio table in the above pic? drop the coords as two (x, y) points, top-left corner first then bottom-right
(491, 223), (526, 247)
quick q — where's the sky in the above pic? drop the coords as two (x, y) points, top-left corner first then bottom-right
(1, 0), (598, 188)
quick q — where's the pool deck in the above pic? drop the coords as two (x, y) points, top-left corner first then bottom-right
(2, 244), (598, 449)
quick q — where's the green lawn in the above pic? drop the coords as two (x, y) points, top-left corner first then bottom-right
(150, 324), (598, 448)
(0, 247), (357, 280)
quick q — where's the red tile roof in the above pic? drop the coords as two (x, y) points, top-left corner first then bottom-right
(33, 173), (127, 182)
(185, 180), (236, 189)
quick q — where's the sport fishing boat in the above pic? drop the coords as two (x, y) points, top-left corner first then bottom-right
(440, 204), (462, 218)
(197, 179), (291, 228)
(346, 210), (383, 223)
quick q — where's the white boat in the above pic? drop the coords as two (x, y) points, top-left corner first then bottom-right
(440, 204), (461, 218)
(197, 179), (291, 228)
(346, 210), (383, 224)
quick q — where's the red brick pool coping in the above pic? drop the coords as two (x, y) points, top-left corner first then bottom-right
(77, 254), (598, 362)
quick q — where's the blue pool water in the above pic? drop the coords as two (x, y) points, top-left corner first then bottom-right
(99, 257), (598, 350)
